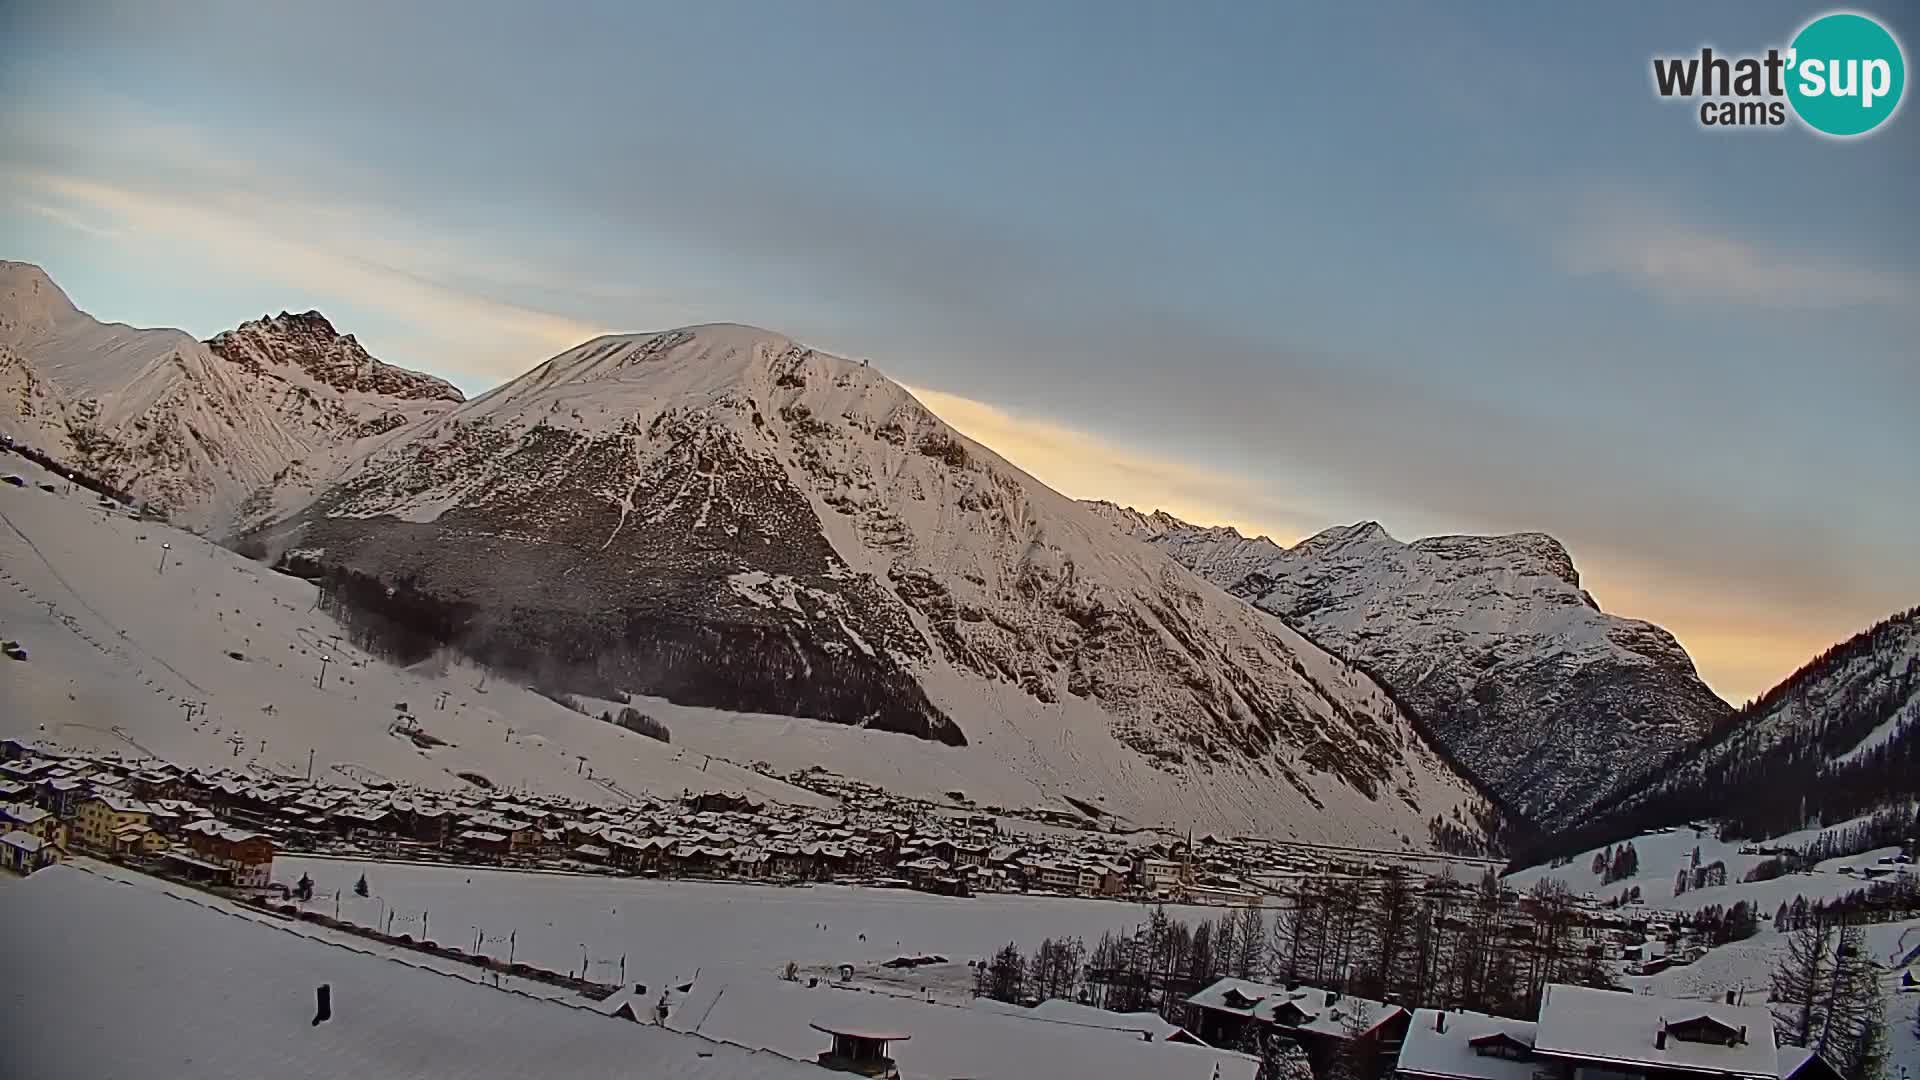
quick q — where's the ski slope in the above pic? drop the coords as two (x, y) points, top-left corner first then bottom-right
(0, 452), (827, 808)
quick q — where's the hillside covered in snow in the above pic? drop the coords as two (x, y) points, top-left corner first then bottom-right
(237, 324), (1493, 841)
(1078, 505), (1731, 830)
(1525, 606), (1920, 865)
(0, 261), (462, 528)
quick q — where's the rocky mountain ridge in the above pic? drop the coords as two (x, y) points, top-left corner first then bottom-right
(1078, 502), (1732, 829)
(0, 261), (462, 527)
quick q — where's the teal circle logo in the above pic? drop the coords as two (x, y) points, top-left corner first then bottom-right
(1787, 12), (1906, 136)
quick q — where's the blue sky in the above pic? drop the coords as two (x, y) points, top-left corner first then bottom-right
(2, 0), (1915, 700)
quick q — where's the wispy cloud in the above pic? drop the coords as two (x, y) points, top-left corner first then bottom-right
(10, 169), (605, 383)
(17, 200), (123, 240)
(1555, 190), (1915, 308)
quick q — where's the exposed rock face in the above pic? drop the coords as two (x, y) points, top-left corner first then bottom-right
(1081, 504), (1732, 828)
(206, 311), (464, 403)
(250, 325), (1492, 840)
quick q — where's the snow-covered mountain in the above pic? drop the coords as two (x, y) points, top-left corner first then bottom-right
(1576, 606), (1920, 848)
(1080, 501), (1286, 589)
(247, 324), (1494, 841)
(1079, 505), (1731, 829)
(0, 261), (462, 527)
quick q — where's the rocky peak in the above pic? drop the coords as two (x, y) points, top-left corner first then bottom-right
(207, 313), (465, 403)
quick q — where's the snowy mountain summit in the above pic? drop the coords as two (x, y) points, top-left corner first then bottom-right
(0, 261), (462, 526)
(1079, 503), (1731, 829)
(245, 323), (1491, 840)
(207, 310), (464, 404)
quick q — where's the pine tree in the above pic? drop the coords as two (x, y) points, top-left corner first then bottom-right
(1726, 901), (1758, 942)
(1232, 904), (1266, 979)
(1821, 924), (1886, 1080)
(1770, 924), (1834, 1048)
(987, 941), (1025, 1003)
(354, 873), (369, 898)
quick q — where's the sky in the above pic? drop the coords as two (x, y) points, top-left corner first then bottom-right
(1, 1), (1915, 703)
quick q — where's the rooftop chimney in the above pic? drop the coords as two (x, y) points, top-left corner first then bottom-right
(1655, 1021), (1667, 1051)
(1436, 1011), (1447, 1034)
(1724, 990), (1736, 1005)
(1738, 1025), (1747, 1044)
(1326, 991), (1338, 1006)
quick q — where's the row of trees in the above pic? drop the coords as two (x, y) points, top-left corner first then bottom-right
(975, 936), (1092, 1004)
(1591, 841), (1640, 884)
(981, 870), (1613, 1025)
(1772, 875), (1920, 932)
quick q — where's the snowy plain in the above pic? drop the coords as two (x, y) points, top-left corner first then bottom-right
(281, 854), (1220, 999)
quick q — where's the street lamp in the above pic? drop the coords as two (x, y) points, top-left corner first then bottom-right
(317, 655), (331, 689)
(158, 542), (171, 574)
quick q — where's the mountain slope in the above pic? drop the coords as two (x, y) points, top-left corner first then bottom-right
(250, 325), (1492, 841)
(1079, 505), (1731, 829)
(1539, 606), (1920, 860)
(0, 261), (462, 528)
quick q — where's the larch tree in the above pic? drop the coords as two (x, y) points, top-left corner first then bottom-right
(1770, 923), (1835, 1048)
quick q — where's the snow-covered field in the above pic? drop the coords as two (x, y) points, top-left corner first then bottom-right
(1508, 819), (1910, 918)
(281, 855), (1216, 996)
(1513, 822), (1920, 1071)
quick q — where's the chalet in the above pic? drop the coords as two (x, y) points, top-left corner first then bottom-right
(1, 802), (62, 846)
(397, 803), (454, 845)
(455, 829), (511, 858)
(1186, 978), (1408, 1080)
(1135, 856), (1186, 895)
(1027, 860), (1082, 894)
(1395, 1009), (1539, 1080)
(333, 806), (393, 840)
(1532, 984), (1778, 1080)
(180, 819), (275, 888)
(39, 775), (88, 818)
(686, 792), (763, 815)
(126, 767), (187, 801)
(111, 822), (170, 856)
(1, 829), (60, 874)
(73, 793), (155, 850)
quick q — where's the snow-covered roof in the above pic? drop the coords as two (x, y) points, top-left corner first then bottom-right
(969, 997), (1194, 1043)
(2, 801), (51, 825)
(1396, 1009), (1539, 1080)
(1186, 977), (1402, 1038)
(676, 977), (1258, 1080)
(2, 829), (47, 853)
(1, 865), (824, 1080)
(1533, 984), (1778, 1078)
(87, 792), (153, 814)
